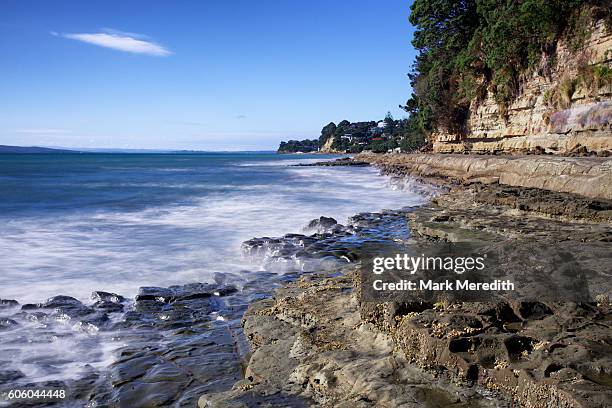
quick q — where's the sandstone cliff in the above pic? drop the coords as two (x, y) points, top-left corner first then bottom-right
(358, 152), (612, 200)
(319, 134), (341, 153)
(433, 19), (612, 155)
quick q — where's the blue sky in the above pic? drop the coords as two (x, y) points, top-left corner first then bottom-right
(0, 0), (417, 150)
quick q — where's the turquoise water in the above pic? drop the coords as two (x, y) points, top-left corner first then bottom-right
(0, 152), (429, 303)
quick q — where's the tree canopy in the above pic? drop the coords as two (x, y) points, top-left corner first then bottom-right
(404, 0), (608, 137)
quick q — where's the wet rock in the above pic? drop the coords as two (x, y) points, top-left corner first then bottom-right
(38, 295), (96, 319)
(92, 300), (124, 313)
(77, 312), (110, 331)
(0, 369), (25, 385)
(91, 291), (125, 303)
(169, 283), (215, 302)
(2, 278), (286, 408)
(135, 284), (218, 304)
(0, 299), (19, 309)
(0, 318), (18, 331)
(293, 157), (370, 167)
(135, 287), (175, 303)
(42, 295), (82, 308)
(83, 278), (286, 406)
(213, 285), (238, 297)
(24, 311), (48, 323)
(109, 354), (161, 387)
(304, 216), (339, 234)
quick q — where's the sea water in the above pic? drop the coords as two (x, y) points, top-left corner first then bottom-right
(0, 152), (431, 384)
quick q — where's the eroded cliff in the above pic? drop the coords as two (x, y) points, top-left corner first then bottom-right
(433, 19), (612, 155)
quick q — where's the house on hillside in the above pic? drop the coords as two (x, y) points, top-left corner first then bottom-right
(370, 126), (384, 135)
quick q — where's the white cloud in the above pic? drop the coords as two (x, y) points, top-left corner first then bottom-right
(55, 29), (171, 56)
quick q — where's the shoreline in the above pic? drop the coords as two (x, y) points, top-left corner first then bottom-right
(0, 160), (426, 407)
(199, 153), (612, 407)
(1, 155), (610, 407)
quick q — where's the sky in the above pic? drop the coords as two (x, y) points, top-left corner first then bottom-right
(0, 0), (417, 150)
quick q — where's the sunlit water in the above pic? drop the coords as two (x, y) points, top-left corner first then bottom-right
(0, 152), (432, 385)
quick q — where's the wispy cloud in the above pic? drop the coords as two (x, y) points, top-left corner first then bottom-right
(53, 29), (171, 56)
(235, 115), (247, 119)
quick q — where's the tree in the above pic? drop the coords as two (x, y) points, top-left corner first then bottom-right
(371, 139), (397, 153)
(384, 111), (396, 133)
(319, 122), (336, 147)
(406, 0), (590, 135)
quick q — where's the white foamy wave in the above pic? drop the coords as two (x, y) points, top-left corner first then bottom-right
(0, 166), (427, 304)
(0, 161), (430, 385)
(236, 157), (341, 167)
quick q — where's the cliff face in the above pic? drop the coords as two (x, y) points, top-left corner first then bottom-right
(319, 134), (340, 153)
(433, 19), (612, 155)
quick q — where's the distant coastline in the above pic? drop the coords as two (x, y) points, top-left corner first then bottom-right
(0, 145), (281, 154)
(0, 145), (81, 154)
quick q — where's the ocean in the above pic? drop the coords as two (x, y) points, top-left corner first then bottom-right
(0, 152), (430, 386)
(0, 152), (433, 303)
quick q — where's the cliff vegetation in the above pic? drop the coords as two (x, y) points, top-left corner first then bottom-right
(404, 0), (611, 139)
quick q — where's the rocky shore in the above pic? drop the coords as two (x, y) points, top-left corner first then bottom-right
(198, 153), (611, 407)
(1, 153), (610, 407)
(293, 157), (370, 167)
(356, 152), (612, 200)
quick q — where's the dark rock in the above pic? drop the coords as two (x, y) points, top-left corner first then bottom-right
(92, 300), (124, 313)
(304, 216), (340, 233)
(77, 312), (110, 331)
(91, 291), (125, 303)
(0, 318), (18, 331)
(42, 295), (83, 308)
(135, 287), (174, 302)
(472, 184), (612, 221)
(293, 157), (370, 167)
(25, 311), (49, 322)
(20, 295), (95, 320)
(212, 285), (238, 296)
(0, 299), (19, 309)
(169, 283), (214, 302)
(0, 369), (25, 384)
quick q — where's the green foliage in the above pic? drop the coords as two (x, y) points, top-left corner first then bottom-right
(407, 0), (479, 133)
(371, 139), (397, 153)
(304, 116), (426, 154)
(544, 64), (612, 109)
(398, 115), (427, 152)
(277, 139), (319, 153)
(582, 64), (612, 94)
(567, 6), (593, 50)
(405, 0), (596, 131)
(331, 135), (350, 151)
(319, 122), (336, 147)
(384, 112), (396, 133)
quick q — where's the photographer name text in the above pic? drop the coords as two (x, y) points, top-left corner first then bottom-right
(372, 279), (514, 291)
